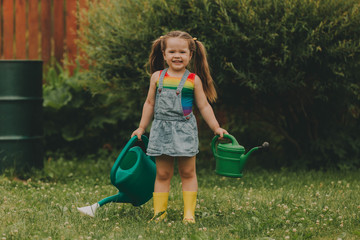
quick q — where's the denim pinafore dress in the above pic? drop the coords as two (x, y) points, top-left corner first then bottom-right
(147, 68), (199, 157)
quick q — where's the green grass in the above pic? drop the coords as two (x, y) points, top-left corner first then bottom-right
(1, 156), (360, 240)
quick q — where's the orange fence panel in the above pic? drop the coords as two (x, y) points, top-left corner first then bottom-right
(3, 0), (14, 59)
(0, 1), (2, 57)
(54, 0), (65, 63)
(78, 0), (89, 70)
(41, 0), (51, 64)
(15, 0), (27, 59)
(66, 0), (78, 74)
(28, 0), (40, 59)
(0, 0), (93, 72)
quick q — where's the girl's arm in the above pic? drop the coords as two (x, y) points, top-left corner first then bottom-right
(194, 76), (228, 137)
(131, 71), (159, 139)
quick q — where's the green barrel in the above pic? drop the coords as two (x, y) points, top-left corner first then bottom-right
(0, 60), (43, 172)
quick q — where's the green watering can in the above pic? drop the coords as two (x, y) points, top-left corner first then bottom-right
(212, 134), (269, 178)
(77, 135), (156, 217)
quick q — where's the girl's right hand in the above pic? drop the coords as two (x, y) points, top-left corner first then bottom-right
(131, 127), (145, 140)
(214, 127), (229, 139)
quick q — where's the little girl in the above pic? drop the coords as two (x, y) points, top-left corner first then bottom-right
(131, 30), (228, 223)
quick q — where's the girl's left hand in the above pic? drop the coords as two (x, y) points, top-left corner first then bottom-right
(214, 127), (229, 139)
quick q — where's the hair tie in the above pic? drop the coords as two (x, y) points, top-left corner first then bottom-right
(193, 37), (197, 41)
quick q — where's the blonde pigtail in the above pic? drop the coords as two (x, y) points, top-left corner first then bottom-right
(149, 38), (165, 74)
(193, 40), (217, 103)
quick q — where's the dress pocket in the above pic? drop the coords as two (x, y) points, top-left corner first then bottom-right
(173, 118), (198, 152)
(156, 90), (179, 115)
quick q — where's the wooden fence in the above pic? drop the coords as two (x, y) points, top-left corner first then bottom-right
(0, 0), (89, 73)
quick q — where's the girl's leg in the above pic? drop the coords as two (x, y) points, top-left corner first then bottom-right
(154, 155), (175, 192)
(178, 156), (197, 191)
(152, 155), (174, 222)
(178, 156), (197, 223)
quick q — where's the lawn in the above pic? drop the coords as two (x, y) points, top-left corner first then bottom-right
(1, 156), (360, 240)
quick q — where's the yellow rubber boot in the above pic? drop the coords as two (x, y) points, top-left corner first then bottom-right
(183, 191), (197, 223)
(151, 192), (169, 222)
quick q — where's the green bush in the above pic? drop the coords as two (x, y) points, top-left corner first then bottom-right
(73, 0), (360, 168)
(43, 63), (127, 155)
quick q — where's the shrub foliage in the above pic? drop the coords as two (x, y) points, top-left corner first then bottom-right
(44, 0), (360, 168)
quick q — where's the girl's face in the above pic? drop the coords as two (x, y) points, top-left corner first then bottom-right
(163, 37), (192, 73)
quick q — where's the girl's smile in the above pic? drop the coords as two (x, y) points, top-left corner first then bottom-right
(163, 37), (192, 74)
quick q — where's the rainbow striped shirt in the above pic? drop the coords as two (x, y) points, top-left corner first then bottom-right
(156, 70), (195, 116)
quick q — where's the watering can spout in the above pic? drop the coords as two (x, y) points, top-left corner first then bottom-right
(241, 141), (269, 163)
(240, 142), (269, 162)
(242, 141), (269, 159)
(239, 142), (269, 176)
(239, 148), (254, 166)
(78, 135), (156, 217)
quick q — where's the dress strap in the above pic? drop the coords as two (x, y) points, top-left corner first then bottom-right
(176, 69), (190, 94)
(158, 68), (168, 91)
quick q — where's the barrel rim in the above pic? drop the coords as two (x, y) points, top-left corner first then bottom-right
(0, 96), (43, 101)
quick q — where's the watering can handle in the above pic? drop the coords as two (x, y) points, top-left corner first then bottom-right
(110, 135), (150, 185)
(211, 134), (239, 155)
